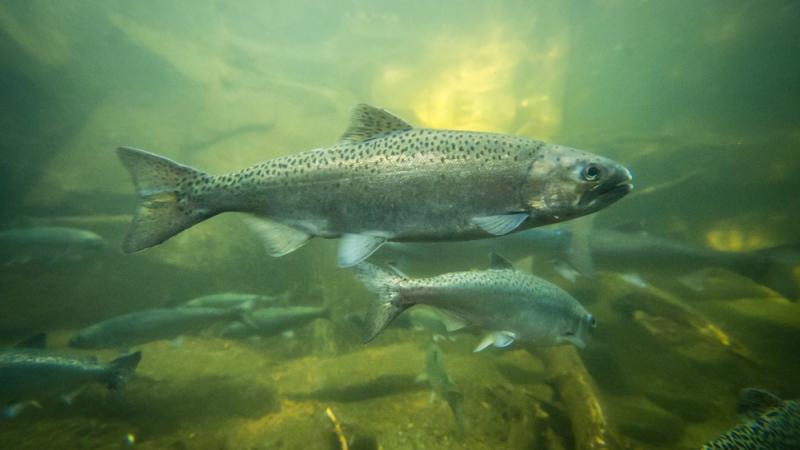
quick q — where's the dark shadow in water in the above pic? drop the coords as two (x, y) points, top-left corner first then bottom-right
(3, 375), (281, 439)
(494, 363), (544, 385)
(286, 374), (422, 402)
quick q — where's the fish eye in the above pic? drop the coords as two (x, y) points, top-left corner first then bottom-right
(582, 164), (601, 182)
(587, 314), (596, 328)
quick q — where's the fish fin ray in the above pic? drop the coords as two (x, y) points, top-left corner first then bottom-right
(352, 263), (409, 342)
(493, 331), (516, 348)
(339, 104), (413, 143)
(106, 351), (142, 394)
(337, 234), (386, 267)
(117, 147), (215, 253)
(473, 331), (516, 352)
(243, 216), (312, 257)
(472, 213), (528, 236)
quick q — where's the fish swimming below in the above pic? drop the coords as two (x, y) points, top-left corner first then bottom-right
(417, 343), (465, 434)
(0, 226), (106, 265)
(183, 291), (288, 309)
(117, 104), (632, 267)
(375, 226), (800, 301)
(217, 306), (329, 339)
(353, 253), (595, 351)
(68, 306), (250, 350)
(0, 333), (141, 418)
(702, 388), (799, 449)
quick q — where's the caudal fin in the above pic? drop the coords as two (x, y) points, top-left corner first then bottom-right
(742, 243), (800, 301)
(106, 351), (142, 394)
(353, 263), (410, 343)
(117, 147), (215, 253)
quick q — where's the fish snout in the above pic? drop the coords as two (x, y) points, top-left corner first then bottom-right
(578, 160), (633, 210)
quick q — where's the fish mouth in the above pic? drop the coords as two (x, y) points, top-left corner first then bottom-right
(580, 168), (633, 208)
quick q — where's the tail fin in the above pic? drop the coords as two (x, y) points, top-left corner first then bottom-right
(742, 244), (800, 301)
(353, 262), (410, 343)
(117, 147), (215, 253)
(106, 351), (142, 394)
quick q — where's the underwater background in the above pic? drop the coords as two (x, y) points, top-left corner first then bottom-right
(1, 0), (799, 449)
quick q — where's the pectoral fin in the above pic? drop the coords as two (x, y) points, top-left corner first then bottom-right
(473, 331), (517, 352)
(472, 213), (528, 236)
(337, 234), (386, 267)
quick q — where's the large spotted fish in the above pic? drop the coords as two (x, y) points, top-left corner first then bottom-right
(702, 388), (799, 449)
(117, 104), (632, 267)
(353, 253), (595, 350)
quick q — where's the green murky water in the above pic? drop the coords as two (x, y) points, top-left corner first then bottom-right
(1, 1), (799, 449)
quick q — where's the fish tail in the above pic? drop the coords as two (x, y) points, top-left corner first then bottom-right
(117, 147), (216, 253)
(353, 262), (410, 343)
(106, 351), (142, 394)
(741, 243), (800, 301)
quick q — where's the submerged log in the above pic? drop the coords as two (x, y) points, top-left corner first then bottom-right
(540, 346), (626, 450)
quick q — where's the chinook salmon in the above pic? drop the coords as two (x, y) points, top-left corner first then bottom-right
(68, 306), (250, 349)
(0, 226), (106, 264)
(0, 333), (141, 418)
(353, 253), (595, 351)
(375, 227), (800, 300)
(702, 388), (799, 449)
(218, 306), (329, 339)
(117, 104), (632, 267)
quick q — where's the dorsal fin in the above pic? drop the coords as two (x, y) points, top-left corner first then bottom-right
(737, 388), (783, 421)
(14, 333), (46, 349)
(489, 253), (515, 270)
(339, 104), (413, 143)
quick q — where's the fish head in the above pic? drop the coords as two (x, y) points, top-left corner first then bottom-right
(556, 311), (596, 349)
(524, 144), (633, 222)
(515, 285), (596, 349)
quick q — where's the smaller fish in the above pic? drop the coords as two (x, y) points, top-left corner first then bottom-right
(416, 343), (465, 434)
(68, 305), (251, 349)
(353, 253), (595, 352)
(0, 333), (141, 417)
(183, 292), (288, 309)
(0, 226), (106, 264)
(219, 306), (329, 339)
(702, 388), (799, 449)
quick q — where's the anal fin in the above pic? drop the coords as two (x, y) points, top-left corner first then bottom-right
(243, 216), (312, 257)
(337, 234), (386, 267)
